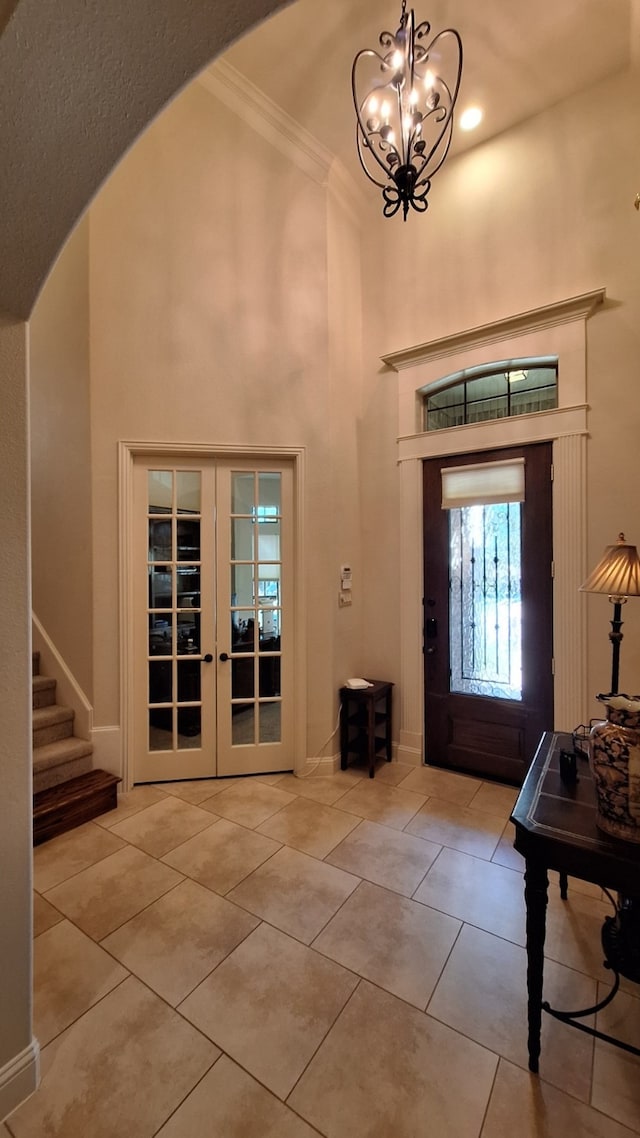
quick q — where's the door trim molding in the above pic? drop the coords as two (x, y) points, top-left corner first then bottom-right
(118, 442), (306, 789)
(388, 291), (605, 765)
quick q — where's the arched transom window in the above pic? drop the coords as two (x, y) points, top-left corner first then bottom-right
(423, 357), (558, 432)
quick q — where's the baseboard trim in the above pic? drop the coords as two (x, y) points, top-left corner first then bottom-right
(300, 753), (340, 777)
(90, 726), (122, 779)
(0, 1039), (40, 1123)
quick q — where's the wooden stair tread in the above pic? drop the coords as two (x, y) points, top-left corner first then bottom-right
(33, 769), (121, 845)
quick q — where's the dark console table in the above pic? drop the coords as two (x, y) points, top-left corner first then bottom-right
(339, 680), (393, 779)
(510, 730), (640, 1073)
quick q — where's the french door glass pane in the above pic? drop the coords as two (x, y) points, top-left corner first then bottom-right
(260, 703), (281, 743)
(149, 708), (172, 750)
(176, 471), (201, 514)
(232, 518), (254, 560)
(148, 470), (172, 513)
(232, 564), (254, 607)
(449, 502), (522, 700)
(177, 520), (200, 561)
(232, 705), (255, 746)
(232, 473), (254, 514)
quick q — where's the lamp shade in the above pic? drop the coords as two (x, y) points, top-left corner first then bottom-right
(580, 533), (640, 598)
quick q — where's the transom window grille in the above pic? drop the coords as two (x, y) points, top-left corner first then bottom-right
(449, 502), (522, 701)
(424, 360), (557, 431)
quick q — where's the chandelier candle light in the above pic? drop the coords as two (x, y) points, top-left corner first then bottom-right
(352, 0), (463, 220)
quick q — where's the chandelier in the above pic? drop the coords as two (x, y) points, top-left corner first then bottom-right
(351, 1), (463, 220)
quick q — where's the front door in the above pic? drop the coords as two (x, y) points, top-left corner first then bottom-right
(133, 457), (294, 783)
(423, 443), (553, 784)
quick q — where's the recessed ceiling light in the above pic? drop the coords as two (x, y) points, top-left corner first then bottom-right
(459, 106), (483, 131)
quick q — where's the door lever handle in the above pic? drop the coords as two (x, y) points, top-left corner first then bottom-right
(219, 652), (230, 662)
(202, 653), (213, 663)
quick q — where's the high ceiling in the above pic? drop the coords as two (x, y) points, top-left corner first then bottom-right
(221, 0), (633, 182)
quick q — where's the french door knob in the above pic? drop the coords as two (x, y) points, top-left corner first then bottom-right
(202, 653), (213, 663)
(219, 652), (230, 662)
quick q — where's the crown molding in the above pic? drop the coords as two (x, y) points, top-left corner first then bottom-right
(198, 58), (331, 187)
(381, 288), (607, 372)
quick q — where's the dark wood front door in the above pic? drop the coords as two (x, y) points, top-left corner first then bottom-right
(423, 443), (553, 785)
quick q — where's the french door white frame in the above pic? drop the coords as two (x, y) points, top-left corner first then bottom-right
(382, 289), (605, 766)
(119, 441), (306, 791)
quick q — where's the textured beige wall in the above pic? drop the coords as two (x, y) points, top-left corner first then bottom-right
(30, 220), (93, 697)
(0, 317), (33, 1068)
(88, 81), (360, 756)
(362, 64), (640, 712)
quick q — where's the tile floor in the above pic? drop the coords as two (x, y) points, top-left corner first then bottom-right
(6, 759), (640, 1137)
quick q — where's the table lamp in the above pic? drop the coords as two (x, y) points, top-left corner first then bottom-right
(580, 532), (640, 696)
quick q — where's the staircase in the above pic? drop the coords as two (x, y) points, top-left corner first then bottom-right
(32, 651), (120, 844)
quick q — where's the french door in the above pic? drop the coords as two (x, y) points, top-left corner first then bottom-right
(423, 443), (553, 785)
(133, 456), (294, 782)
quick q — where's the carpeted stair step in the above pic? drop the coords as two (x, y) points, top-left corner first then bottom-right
(33, 703), (74, 748)
(33, 737), (94, 794)
(33, 769), (121, 845)
(32, 674), (57, 710)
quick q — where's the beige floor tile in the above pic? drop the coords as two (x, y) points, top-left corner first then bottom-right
(204, 779), (295, 828)
(179, 922), (358, 1099)
(428, 923), (596, 1103)
(469, 781), (518, 819)
(44, 844), (184, 940)
(102, 878), (259, 1005)
(326, 818), (441, 896)
(94, 783), (168, 827)
(491, 820), (525, 872)
(227, 845), (359, 943)
(33, 822), (126, 893)
(109, 795), (217, 857)
(313, 880), (461, 1009)
(158, 776), (244, 799)
(481, 1058), (635, 1137)
(398, 764), (483, 805)
(33, 892), (64, 937)
(252, 772), (289, 787)
(548, 869), (606, 902)
(593, 986), (640, 1133)
(257, 795), (361, 858)
(336, 779), (426, 830)
(34, 920), (128, 1047)
(414, 846), (526, 944)
(405, 797), (504, 859)
(544, 889), (616, 982)
(276, 771), (354, 805)
(151, 779), (223, 804)
(288, 979), (497, 1138)
(162, 816), (281, 893)
(156, 1053), (319, 1138)
(6, 976), (218, 1138)
(370, 760), (416, 786)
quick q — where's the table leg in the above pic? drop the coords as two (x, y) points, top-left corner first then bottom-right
(368, 698), (376, 778)
(385, 688), (392, 762)
(340, 696), (348, 771)
(524, 859), (549, 1073)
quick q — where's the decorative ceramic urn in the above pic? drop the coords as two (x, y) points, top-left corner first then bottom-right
(590, 695), (640, 843)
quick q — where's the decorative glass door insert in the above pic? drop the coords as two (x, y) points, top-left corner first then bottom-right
(449, 502), (522, 700)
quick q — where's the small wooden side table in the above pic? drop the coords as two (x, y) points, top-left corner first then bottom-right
(339, 680), (393, 779)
